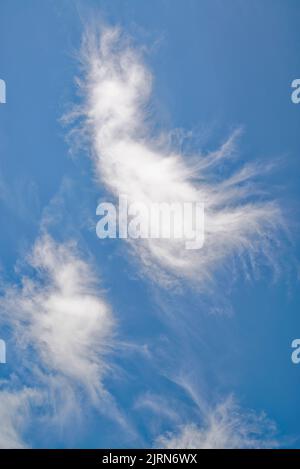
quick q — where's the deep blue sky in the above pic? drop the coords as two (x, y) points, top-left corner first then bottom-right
(0, 0), (300, 448)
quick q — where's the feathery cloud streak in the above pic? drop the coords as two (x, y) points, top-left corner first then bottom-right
(75, 26), (282, 287)
(0, 389), (36, 449)
(0, 233), (117, 447)
(156, 397), (278, 449)
(2, 234), (115, 400)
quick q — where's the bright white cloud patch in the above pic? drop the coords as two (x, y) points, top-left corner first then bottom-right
(156, 397), (278, 449)
(2, 234), (115, 402)
(74, 26), (283, 287)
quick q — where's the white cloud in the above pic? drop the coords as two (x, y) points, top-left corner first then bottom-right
(0, 388), (36, 449)
(72, 25), (283, 288)
(1, 234), (115, 402)
(0, 233), (125, 446)
(156, 396), (278, 449)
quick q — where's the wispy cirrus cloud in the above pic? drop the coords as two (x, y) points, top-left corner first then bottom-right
(0, 232), (121, 447)
(71, 25), (283, 288)
(134, 356), (281, 449)
(0, 388), (37, 449)
(156, 396), (278, 449)
(2, 233), (115, 401)
(0, 21), (288, 450)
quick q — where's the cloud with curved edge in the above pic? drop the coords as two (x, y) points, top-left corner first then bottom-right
(70, 25), (284, 288)
(156, 396), (278, 449)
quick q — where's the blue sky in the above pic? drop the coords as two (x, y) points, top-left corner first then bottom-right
(0, 0), (300, 449)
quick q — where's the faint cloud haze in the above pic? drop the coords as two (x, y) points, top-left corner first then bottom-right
(156, 397), (278, 449)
